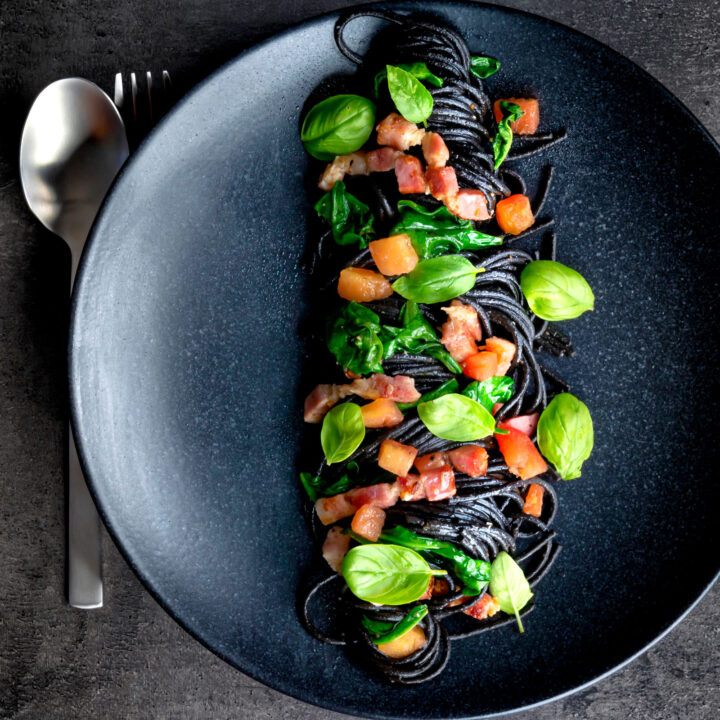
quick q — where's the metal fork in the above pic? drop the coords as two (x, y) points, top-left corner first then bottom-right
(114, 70), (173, 149)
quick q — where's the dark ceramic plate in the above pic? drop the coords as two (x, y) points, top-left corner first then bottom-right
(69, 2), (720, 717)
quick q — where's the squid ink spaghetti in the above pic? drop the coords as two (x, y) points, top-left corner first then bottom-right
(297, 10), (595, 684)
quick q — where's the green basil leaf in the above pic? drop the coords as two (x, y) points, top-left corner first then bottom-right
(314, 181), (375, 248)
(374, 62), (443, 98)
(537, 393), (594, 480)
(362, 605), (428, 645)
(326, 302), (385, 375)
(520, 260), (595, 321)
(397, 378), (460, 411)
(489, 551), (533, 633)
(379, 526), (491, 595)
(321, 403), (365, 465)
(469, 56), (501, 79)
(462, 376), (514, 412)
(391, 255), (483, 304)
(300, 462), (370, 501)
(493, 100), (524, 169)
(417, 393), (495, 442)
(341, 544), (444, 605)
(386, 65), (434, 124)
(301, 94), (376, 161)
(390, 200), (502, 258)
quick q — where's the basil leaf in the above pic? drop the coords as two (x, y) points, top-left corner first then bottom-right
(380, 526), (491, 595)
(362, 605), (428, 645)
(418, 393), (495, 442)
(391, 200), (502, 258)
(520, 260), (595, 321)
(341, 544), (445, 605)
(397, 378), (459, 411)
(469, 56), (501, 79)
(299, 461), (367, 501)
(493, 100), (524, 169)
(386, 65), (434, 124)
(327, 302), (385, 375)
(392, 255), (483, 304)
(489, 551), (533, 633)
(374, 62), (443, 98)
(462, 376), (514, 412)
(321, 403), (365, 465)
(301, 94), (376, 161)
(314, 181), (375, 248)
(537, 393), (594, 480)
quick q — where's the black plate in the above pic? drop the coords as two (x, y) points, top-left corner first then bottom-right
(69, 2), (720, 717)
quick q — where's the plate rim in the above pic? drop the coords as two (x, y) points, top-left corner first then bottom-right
(68, 2), (720, 718)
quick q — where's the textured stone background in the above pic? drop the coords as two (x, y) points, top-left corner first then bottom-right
(0, 1), (718, 718)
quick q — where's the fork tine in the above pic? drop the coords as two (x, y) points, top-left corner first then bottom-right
(146, 71), (154, 126)
(114, 72), (124, 111)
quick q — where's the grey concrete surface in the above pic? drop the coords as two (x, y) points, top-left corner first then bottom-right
(0, 1), (718, 718)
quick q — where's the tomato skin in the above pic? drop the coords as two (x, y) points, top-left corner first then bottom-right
(337, 267), (393, 302)
(493, 98), (540, 135)
(368, 233), (419, 276)
(484, 336), (516, 376)
(447, 445), (488, 477)
(523, 483), (545, 517)
(351, 503), (386, 541)
(462, 351), (498, 381)
(378, 438), (418, 477)
(495, 194), (534, 236)
(495, 424), (548, 480)
(502, 412), (540, 437)
(360, 398), (403, 428)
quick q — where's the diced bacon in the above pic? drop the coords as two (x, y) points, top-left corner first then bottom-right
(463, 593), (501, 621)
(366, 147), (404, 172)
(366, 374), (420, 403)
(426, 166), (459, 202)
(418, 577), (434, 600)
(378, 439), (418, 477)
(303, 384), (342, 423)
(419, 575), (450, 600)
(322, 526), (351, 573)
(440, 300), (482, 362)
(351, 504), (386, 541)
(315, 482), (400, 525)
(376, 112), (425, 151)
(485, 336), (516, 375)
(421, 132), (450, 168)
(318, 155), (352, 191)
(445, 189), (491, 221)
(415, 451), (449, 474)
(395, 155), (427, 194)
(447, 445), (488, 477)
(422, 466), (456, 501)
(377, 625), (426, 658)
(502, 413), (540, 437)
(396, 474), (426, 502)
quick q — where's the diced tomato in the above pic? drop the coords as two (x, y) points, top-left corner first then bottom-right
(321, 526), (351, 573)
(366, 147), (403, 172)
(415, 451), (449, 474)
(421, 132), (450, 168)
(421, 466), (456, 501)
(463, 593), (501, 621)
(495, 425), (548, 480)
(377, 625), (426, 658)
(484, 336), (516, 375)
(441, 300), (482, 363)
(396, 474), (426, 502)
(378, 438), (418, 477)
(360, 398), (403, 428)
(493, 98), (540, 135)
(376, 113), (425, 150)
(395, 155), (427, 194)
(502, 412), (539, 437)
(523, 483), (545, 518)
(496, 194), (534, 236)
(445, 189), (491, 221)
(462, 351), (498, 381)
(337, 267), (393, 302)
(426, 166), (459, 201)
(447, 445), (488, 477)
(369, 233), (419, 276)
(351, 503), (386, 541)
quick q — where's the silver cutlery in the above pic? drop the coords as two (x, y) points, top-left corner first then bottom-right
(114, 70), (172, 149)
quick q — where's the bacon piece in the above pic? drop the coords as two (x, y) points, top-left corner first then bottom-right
(463, 593), (501, 621)
(422, 466), (456, 501)
(351, 504), (386, 541)
(361, 398), (404, 428)
(303, 384), (343, 423)
(396, 474), (426, 502)
(445, 189), (491, 221)
(415, 451), (448, 474)
(440, 300), (482, 362)
(317, 152), (368, 191)
(485, 336), (516, 375)
(322, 526), (351, 573)
(419, 576), (451, 601)
(363, 373), (420, 403)
(376, 112), (425, 150)
(426, 166), (459, 202)
(366, 147), (404, 172)
(315, 482), (400, 525)
(395, 155), (427, 194)
(502, 413), (539, 437)
(421, 132), (450, 168)
(378, 439), (418, 477)
(447, 445), (488, 477)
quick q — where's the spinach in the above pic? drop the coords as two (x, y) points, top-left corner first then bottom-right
(489, 551), (533, 633)
(520, 260), (595, 321)
(469, 56), (501, 79)
(418, 393), (496, 442)
(392, 255), (484, 304)
(299, 461), (363, 501)
(321, 403), (365, 465)
(493, 100), (524, 169)
(537, 393), (594, 480)
(362, 605), (428, 645)
(326, 302), (385, 375)
(386, 65), (434, 124)
(397, 378), (460, 411)
(301, 94), (376, 161)
(314, 181), (375, 248)
(341, 544), (446, 605)
(374, 62), (443, 98)
(379, 526), (491, 595)
(462, 376), (514, 412)
(391, 200), (502, 258)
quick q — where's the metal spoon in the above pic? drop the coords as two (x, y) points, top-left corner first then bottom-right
(20, 78), (129, 609)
